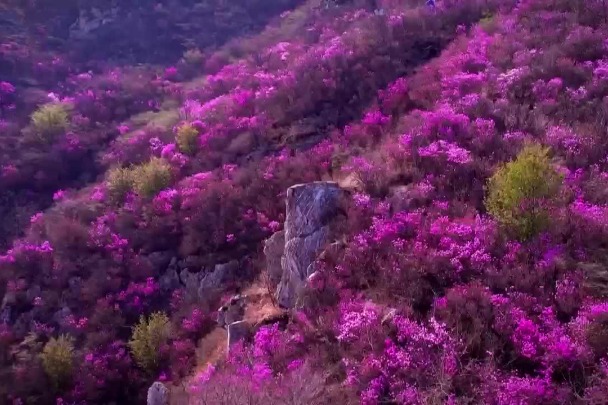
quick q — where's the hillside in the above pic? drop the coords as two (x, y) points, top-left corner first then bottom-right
(3, 0), (608, 403)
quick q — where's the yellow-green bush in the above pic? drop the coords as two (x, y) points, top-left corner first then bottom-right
(106, 166), (135, 202)
(175, 123), (199, 155)
(40, 335), (74, 388)
(31, 103), (69, 138)
(128, 312), (171, 373)
(485, 143), (562, 240)
(132, 158), (172, 198)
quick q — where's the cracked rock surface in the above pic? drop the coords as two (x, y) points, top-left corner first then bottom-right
(275, 182), (346, 308)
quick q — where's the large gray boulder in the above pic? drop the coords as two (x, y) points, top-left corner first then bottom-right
(275, 182), (347, 308)
(147, 381), (169, 405)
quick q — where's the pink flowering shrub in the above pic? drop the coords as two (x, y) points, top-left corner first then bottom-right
(336, 207), (496, 308)
(337, 300), (461, 404)
(71, 341), (146, 403)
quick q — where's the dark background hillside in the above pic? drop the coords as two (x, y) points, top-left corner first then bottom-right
(1, 0), (304, 63)
(0, 0), (305, 250)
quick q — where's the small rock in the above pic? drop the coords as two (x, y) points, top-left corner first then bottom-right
(179, 268), (202, 299)
(263, 231), (285, 286)
(0, 306), (11, 324)
(217, 294), (246, 328)
(227, 321), (249, 352)
(53, 307), (72, 325)
(147, 381), (169, 405)
(381, 308), (397, 325)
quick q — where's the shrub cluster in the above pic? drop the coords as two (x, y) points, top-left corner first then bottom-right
(175, 123), (200, 155)
(106, 158), (172, 201)
(30, 103), (70, 141)
(485, 143), (563, 240)
(128, 312), (171, 373)
(40, 335), (75, 389)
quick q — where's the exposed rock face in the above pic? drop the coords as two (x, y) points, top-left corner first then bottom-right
(200, 261), (240, 293)
(275, 182), (347, 308)
(158, 267), (180, 293)
(147, 381), (169, 405)
(263, 230), (285, 286)
(69, 7), (119, 40)
(179, 260), (241, 300)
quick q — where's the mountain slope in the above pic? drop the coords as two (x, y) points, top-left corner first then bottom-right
(4, 0), (608, 404)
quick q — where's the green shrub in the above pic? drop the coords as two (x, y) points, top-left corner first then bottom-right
(40, 335), (74, 388)
(106, 167), (135, 202)
(128, 312), (171, 373)
(31, 103), (69, 139)
(485, 143), (562, 240)
(132, 158), (172, 198)
(175, 123), (199, 155)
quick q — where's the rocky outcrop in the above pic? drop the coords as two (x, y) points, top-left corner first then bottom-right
(178, 260), (241, 300)
(201, 261), (240, 292)
(274, 182), (347, 308)
(147, 381), (169, 405)
(69, 7), (119, 40)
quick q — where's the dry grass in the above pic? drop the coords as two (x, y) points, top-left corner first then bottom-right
(242, 282), (285, 325)
(173, 280), (286, 404)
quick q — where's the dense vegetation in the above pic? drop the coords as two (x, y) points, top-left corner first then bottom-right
(3, 0), (608, 403)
